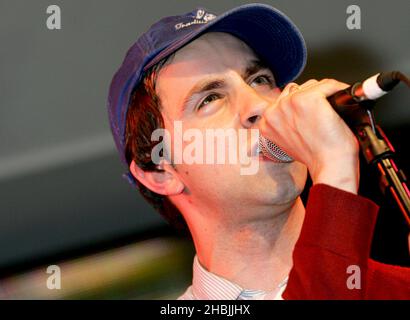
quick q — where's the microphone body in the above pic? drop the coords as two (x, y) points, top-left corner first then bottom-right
(327, 73), (394, 115)
(260, 71), (404, 163)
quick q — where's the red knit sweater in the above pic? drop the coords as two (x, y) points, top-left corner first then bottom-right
(283, 184), (410, 300)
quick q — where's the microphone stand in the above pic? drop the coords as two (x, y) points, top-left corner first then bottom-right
(345, 100), (410, 229)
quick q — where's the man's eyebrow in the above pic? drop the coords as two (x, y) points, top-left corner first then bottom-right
(242, 59), (271, 80)
(180, 59), (272, 113)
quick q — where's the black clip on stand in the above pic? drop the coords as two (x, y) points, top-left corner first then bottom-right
(342, 96), (410, 229)
(356, 105), (410, 228)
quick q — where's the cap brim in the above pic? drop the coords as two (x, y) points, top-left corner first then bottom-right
(143, 3), (307, 87)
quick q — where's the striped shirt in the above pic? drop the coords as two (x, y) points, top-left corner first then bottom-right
(178, 256), (288, 300)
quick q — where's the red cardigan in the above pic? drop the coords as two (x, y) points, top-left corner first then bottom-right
(283, 184), (410, 300)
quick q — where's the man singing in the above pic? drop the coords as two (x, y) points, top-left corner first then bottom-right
(108, 4), (410, 299)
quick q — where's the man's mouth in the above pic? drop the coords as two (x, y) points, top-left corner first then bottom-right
(249, 143), (263, 158)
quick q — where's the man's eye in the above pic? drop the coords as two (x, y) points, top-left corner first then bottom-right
(197, 93), (221, 110)
(251, 74), (275, 87)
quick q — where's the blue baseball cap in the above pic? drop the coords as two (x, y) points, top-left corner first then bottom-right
(108, 3), (307, 169)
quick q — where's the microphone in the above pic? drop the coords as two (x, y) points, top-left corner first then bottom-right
(259, 135), (293, 162)
(327, 71), (408, 114)
(260, 71), (409, 163)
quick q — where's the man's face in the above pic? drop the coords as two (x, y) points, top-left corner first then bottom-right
(156, 32), (307, 221)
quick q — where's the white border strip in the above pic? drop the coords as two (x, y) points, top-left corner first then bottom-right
(0, 133), (116, 181)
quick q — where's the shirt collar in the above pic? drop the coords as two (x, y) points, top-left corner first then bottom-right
(191, 255), (288, 300)
(191, 256), (243, 300)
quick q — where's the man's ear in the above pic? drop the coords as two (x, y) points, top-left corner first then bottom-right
(129, 160), (184, 196)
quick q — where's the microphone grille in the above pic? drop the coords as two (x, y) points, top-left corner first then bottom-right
(259, 136), (293, 163)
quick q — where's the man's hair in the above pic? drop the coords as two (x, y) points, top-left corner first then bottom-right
(124, 54), (189, 232)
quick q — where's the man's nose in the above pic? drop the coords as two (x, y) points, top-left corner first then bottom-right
(238, 85), (273, 128)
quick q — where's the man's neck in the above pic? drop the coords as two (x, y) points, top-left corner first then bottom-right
(189, 197), (305, 291)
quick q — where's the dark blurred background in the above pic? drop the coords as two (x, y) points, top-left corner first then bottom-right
(0, 0), (409, 299)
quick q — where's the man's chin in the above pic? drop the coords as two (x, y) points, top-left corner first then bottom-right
(264, 166), (307, 206)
